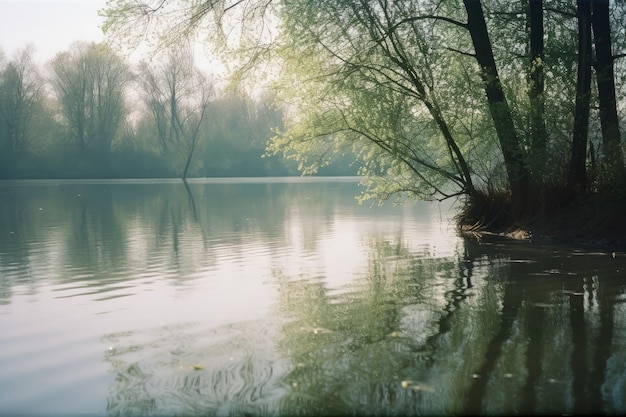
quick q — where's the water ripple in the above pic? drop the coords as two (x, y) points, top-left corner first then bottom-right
(104, 319), (291, 416)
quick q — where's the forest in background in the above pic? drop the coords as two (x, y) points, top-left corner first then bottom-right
(0, 42), (358, 180)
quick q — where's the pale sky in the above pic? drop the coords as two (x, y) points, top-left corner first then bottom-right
(0, 0), (106, 64)
(0, 0), (229, 77)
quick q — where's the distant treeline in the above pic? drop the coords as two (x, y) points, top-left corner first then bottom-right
(0, 42), (357, 179)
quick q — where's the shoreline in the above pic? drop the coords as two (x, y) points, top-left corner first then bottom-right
(457, 192), (626, 252)
(459, 224), (626, 252)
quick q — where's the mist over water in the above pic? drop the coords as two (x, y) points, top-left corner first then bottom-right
(0, 178), (624, 416)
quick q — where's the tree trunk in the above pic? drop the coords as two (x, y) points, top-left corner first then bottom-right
(528, 0), (547, 183)
(568, 0), (593, 192)
(181, 137), (196, 181)
(464, 0), (530, 207)
(592, 0), (624, 183)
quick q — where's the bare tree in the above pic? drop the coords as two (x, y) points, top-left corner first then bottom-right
(49, 42), (131, 159)
(137, 45), (214, 180)
(0, 45), (44, 156)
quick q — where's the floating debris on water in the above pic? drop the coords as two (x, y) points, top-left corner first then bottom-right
(179, 364), (204, 371)
(300, 326), (334, 335)
(562, 290), (584, 296)
(505, 259), (537, 264)
(544, 269), (577, 276)
(401, 380), (436, 393)
(530, 302), (557, 308)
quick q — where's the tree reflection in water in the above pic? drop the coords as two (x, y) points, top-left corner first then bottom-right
(103, 234), (626, 416)
(2, 181), (623, 415)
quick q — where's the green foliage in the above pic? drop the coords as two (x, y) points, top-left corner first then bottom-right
(266, 0), (489, 201)
(97, 0), (626, 210)
(266, 0), (624, 206)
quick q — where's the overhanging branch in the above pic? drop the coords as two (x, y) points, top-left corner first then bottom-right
(444, 47), (476, 58)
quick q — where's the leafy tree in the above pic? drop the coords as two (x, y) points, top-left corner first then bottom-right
(102, 0), (626, 230)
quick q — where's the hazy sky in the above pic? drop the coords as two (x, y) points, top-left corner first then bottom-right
(0, 0), (106, 63)
(0, 0), (227, 76)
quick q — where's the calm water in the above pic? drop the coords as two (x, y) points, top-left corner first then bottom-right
(0, 178), (624, 416)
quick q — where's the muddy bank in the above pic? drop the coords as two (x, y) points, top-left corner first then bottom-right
(458, 195), (626, 251)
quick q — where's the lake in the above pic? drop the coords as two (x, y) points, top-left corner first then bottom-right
(0, 178), (624, 416)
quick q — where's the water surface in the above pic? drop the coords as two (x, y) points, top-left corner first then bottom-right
(0, 178), (624, 416)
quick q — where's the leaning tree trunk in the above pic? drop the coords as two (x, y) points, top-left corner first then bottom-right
(568, 0), (593, 193)
(181, 121), (197, 181)
(464, 0), (530, 210)
(181, 103), (208, 181)
(181, 137), (196, 181)
(592, 0), (624, 185)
